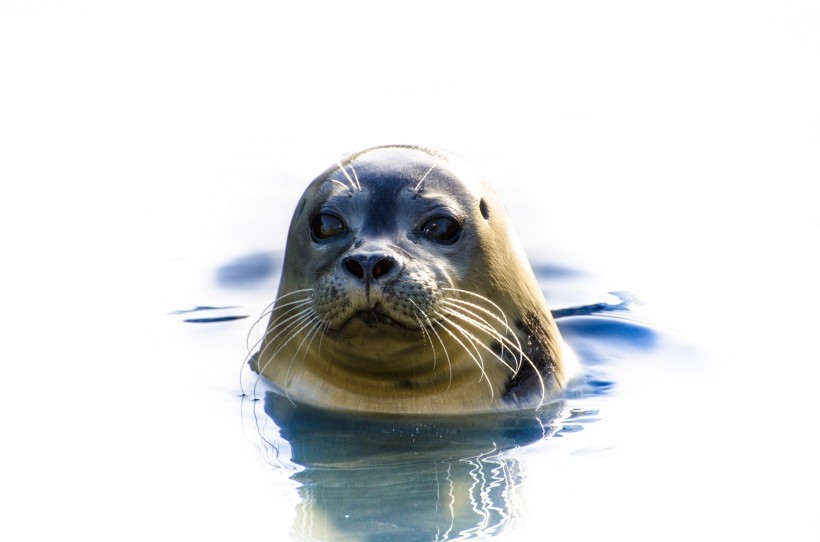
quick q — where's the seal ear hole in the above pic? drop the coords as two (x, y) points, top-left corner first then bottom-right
(479, 198), (490, 221)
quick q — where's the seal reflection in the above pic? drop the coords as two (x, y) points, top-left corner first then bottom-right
(254, 391), (568, 541)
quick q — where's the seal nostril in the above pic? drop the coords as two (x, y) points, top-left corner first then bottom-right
(344, 258), (365, 279)
(372, 258), (395, 280)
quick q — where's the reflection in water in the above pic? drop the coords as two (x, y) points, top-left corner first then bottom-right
(246, 392), (585, 541)
(238, 311), (658, 541)
(226, 252), (662, 540)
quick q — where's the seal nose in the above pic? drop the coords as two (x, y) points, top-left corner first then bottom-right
(343, 253), (397, 281)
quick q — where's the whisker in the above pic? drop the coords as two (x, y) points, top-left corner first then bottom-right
(258, 314), (318, 373)
(443, 292), (525, 372)
(442, 300), (524, 372)
(442, 307), (517, 375)
(413, 159), (441, 193)
(246, 394), (284, 466)
(441, 296), (548, 408)
(270, 288), (314, 303)
(336, 160), (360, 192)
(241, 308), (276, 394)
(457, 316), (548, 409)
(329, 178), (352, 193)
(317, 318), (331, 356)
(349, 162), (362, 191)
(284, 316), (324, 387)
(247, 298), (313, 350)
(247, 304), (314, 364)
(427, 319), (453, 391)
(262, 298), (313, 331)
(434, 314), (494, 401)
(445, 319), (487, 380)
(254, 309), (316, 373)
(245, 288), (313, 351)
(254, 312), (318, 397)
(241, 305), (312, 389)
(246, 300), (276, 351)
(442, 288), (509, 326)
(414, 310), (437, 371)
(409, 299), (452, 388)
(240, 295), (313, 394)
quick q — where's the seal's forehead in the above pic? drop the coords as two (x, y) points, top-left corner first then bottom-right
(311, 146), (484, 197)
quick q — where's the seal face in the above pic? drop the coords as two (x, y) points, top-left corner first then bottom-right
(254, 145), (568, 414)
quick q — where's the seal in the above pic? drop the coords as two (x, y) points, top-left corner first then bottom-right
(252, 145), (572, 414)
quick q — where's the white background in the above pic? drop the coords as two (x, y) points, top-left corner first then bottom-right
(1, 1), (818, 540)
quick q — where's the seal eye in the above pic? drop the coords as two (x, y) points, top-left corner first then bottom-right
(420, 216), (461, 244)
(310, 213), (345, 241)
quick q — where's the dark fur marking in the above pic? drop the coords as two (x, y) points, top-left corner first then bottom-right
(502, 313), (557, 403)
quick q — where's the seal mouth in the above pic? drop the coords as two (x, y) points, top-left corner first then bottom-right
(353, 310), (396, 326)
(351, 308), (399, 326)
(343, 303), (411, 329)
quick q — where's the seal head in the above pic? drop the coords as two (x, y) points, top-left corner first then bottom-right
(255, 145), (568, 414)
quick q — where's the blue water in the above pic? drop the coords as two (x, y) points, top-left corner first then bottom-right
(194, 252), (669, 541)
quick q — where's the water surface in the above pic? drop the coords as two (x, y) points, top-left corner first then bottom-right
(220, 252), (669, 541)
